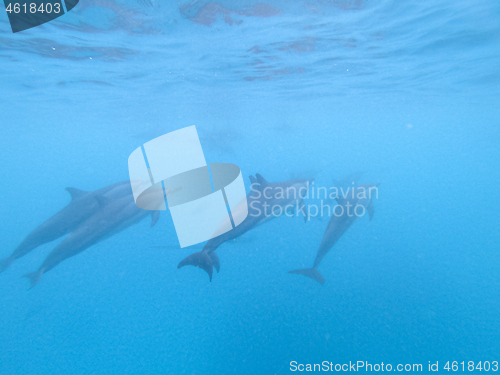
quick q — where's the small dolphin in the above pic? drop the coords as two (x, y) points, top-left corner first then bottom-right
(0, 181), (131, 273)
(289, 183), (379, 285)
(22, 186), (177, 288)
(177, 173), (311, 281)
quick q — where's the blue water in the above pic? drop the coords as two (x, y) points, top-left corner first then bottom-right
(1, 0), (499, 373)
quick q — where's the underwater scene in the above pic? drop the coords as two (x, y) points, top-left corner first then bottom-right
(0, 0), (499, 373)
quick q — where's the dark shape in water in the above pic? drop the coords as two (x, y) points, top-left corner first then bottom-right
(289, 182), (379, 285)
(178, 174), (311, 281)
(22, 186), (171, 289)
(5, 0), (80, 33)
(0, 181), (131, 273)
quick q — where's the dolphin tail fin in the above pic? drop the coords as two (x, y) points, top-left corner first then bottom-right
(288, 268), (325, 285)
(0, 256), (14, 273)
(177, 251), (214, 281)
(22, 269), (44, 289)
(209, 251), (220, 273)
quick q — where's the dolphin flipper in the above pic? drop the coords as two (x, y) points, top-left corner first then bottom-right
(94, 194), (112, 208)
(177, 251), (214, 281)
(22, 269), (44, 288)
(289, 268), (325, 285)
(0, 257), (14, 273)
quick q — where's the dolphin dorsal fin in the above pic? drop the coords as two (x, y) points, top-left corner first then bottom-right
(249, 175), (257, 185)
(94, 194), (111, 208)
(255, 174), (269, 186)
(65, 187), (88, 201)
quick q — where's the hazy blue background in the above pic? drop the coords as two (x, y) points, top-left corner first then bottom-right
(0, 0), (499, 373)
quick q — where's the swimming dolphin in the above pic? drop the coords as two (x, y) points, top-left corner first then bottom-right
(289, 183), (379, 285)
(177, 173), (312, 281)
(22, 186), (177, 288)
(0, 181), (131, 273)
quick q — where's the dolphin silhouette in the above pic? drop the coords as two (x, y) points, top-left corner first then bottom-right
(177, 173), (312, 281)
(22, 186), (177, 288)
(0, 181), (131, 273)
(289, 183), (379, 285)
